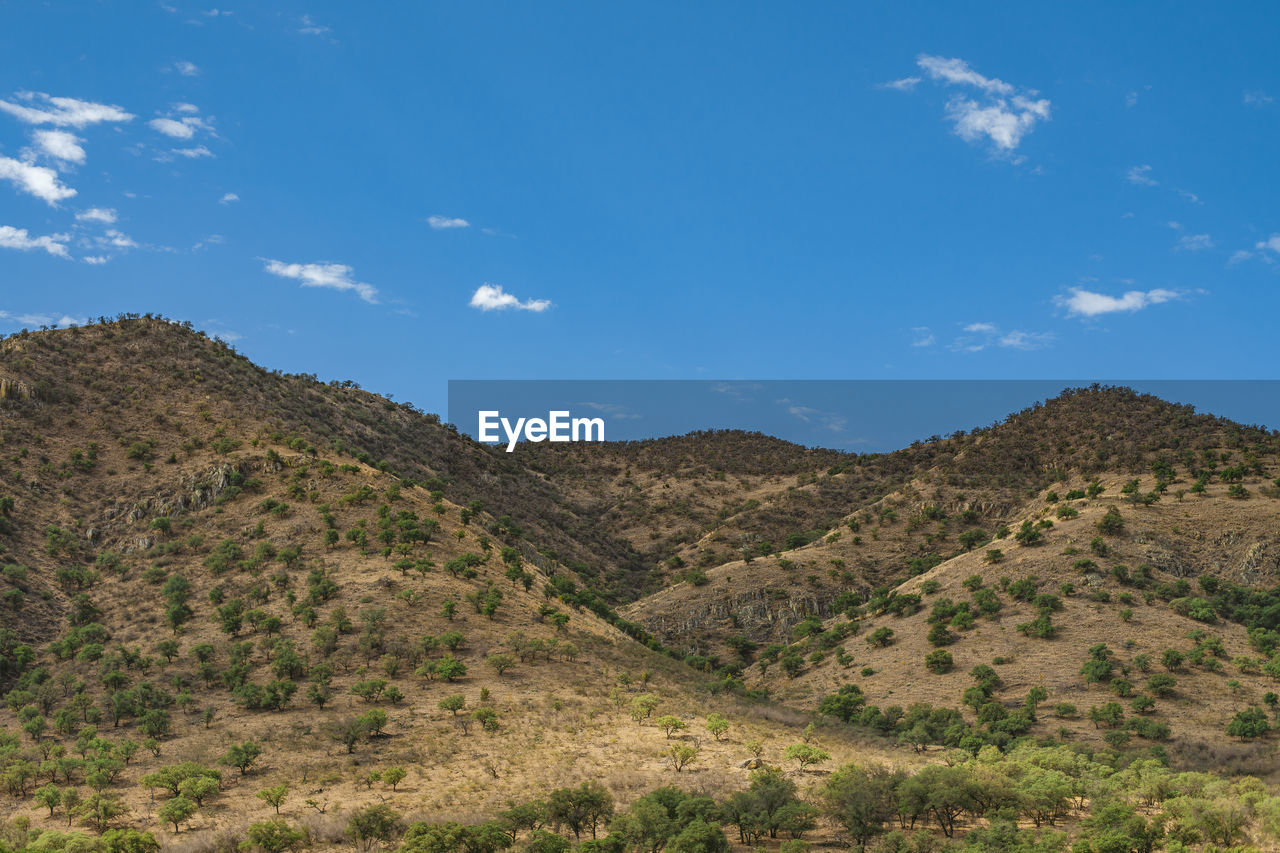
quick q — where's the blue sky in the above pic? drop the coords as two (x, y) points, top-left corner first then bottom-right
(1, 2), (1278, 422)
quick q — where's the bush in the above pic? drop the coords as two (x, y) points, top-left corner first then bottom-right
(1096, 507), (1125, 536)
(1226, 707), (1269, 740)
(924, 650), (953, 674)
(866, 627), (894, 648)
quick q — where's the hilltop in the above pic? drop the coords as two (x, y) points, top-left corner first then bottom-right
(3, 318), (1280, 852)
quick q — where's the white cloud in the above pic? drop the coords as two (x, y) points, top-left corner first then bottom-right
(950, 322), (1052, 352)
(299, 14), (331, 35)
(902, 55), (1049, 154)
(219, 192), (239, 204)
(469, 283), (551, 313)
(917, 55), (1013, 95)
(76, 207), (117, 224)
(1244, 91), (1274, 106)
(1174, 233), (1214, 252)
(427, 215), (470, 230)
(910, 326), (935, 347)
(149, 117), (200, 139)
(192, 234), (224, 251)
(1125, 91), (1139, 108)
(262, 259), (378, 303)
(171, 145), (214, 159)
(881, 77), (921, 92)
(173, 102), (200, 113)
(82, 255), (108, 265)
(31, 130), (85, 164)
(1055, 287), (1179, 318)
(0, 92), (133, 128)
(1254, 235), (1280, 257)
(175, 61), (200, 76)
(0, 310), (85, 327)
(99, 229), (138, 249)
(1126, 165), (1157, 186)
(0, 155), (76, 204)
(998, 330), (1053, 350)
(1176, 189), (1202, 204)
(0, 225), (70, 258)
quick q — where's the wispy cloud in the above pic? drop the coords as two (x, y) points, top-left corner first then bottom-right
(174, 61), (200, 77)
(218, 192), (239, 204)
(910, 326), (935, 347)
(1055, 286), (1180, 318)
(950, 321), (1051, 352)
(75, 207), (117, 224)
(0, 225), (70, 258)
(96, 229), (138, 250)
(469, 283), (551, 313)
(262, 259), (378, 303)
(0, 155), (76, 204)
(1126, 165), (1157, 186)
(171, 145), (214, 159)
(998, 330), (1053, 350)
(0, 310), (86, 327)
(1174, 233), (1214, 252)
(1244, 91), (1274, 107)
(880, 77), (921, 92)
(30, 129), (86, 165)
(427, 215), (470, 230)
(0, 92), (133, 128)
(299, 14), (331, 35)
(895, 55), (1050, 155)
(149, 116), (210, 140)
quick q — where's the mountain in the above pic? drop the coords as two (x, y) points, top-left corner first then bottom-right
(3, 318), (1280, 852)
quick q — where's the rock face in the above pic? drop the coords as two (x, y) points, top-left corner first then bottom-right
(0, 376), (32, 400)
(628, 584), (836, 653)
(97, 462), (251, 552)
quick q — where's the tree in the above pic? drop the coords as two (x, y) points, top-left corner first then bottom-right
(1226, 707), (1269, 741)
(548, 781), (614, 840)
(221, 741), (263, 775)
(179, 776), (221, 807)
(1096, 506), (1125, 536)
(924, 650), (953, 674)
(383, 767), (407, 791)
(705, 714), (729, 741)
(630, 694), (661, 723)
(783, 744), (830, 771)
(328, 716), (371, 753)
(654, 715), (688, 739)
(438, 695), (466, 716)
(486, 653), (516, 676)
(102, 828), (159, 853)
(435, 655), (467, 682)
(34, 782), (61, 816)
(1088, 703), (1124, 729)
(667, 819), (730, 853)
(821, 764), (897, 851)
(257, 784), (288, 814)
(241, 820), (306, 853)
(666, 744), (698, 772)
(347, 804), (403, 851)
(866, 627), (894, 648)
(158, 795), (197, 833)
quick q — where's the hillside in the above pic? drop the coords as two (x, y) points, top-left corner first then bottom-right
(4, 318), (1280, 852)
